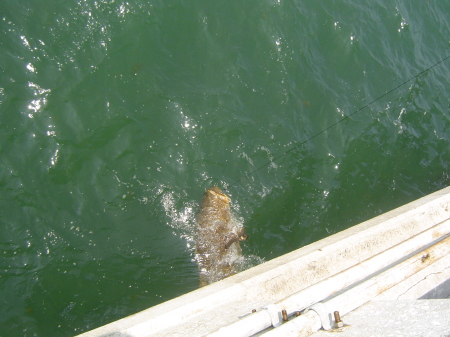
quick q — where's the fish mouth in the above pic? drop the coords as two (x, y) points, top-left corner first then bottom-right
(207, 187), (231, 203)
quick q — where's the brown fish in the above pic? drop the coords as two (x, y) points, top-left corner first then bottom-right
(195, 187), (247, 286)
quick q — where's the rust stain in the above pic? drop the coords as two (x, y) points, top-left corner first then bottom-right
(432, 230), (444, 239)
(421, 253), (430, 263)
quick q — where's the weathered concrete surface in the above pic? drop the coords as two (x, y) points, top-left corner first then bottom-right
(76, 186), (450, 337)
(259, 234), (450, 337)
(311, 300), (450, 337)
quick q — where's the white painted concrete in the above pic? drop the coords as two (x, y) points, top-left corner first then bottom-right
(311, 300), (450, 337)
(76, 186), (450, 337)
(260, 234), (450, 337)
(216, 223), (450, 337)
(376, 252), (450, 300)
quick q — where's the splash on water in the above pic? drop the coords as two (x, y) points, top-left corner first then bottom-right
(161, 187), (263, 285)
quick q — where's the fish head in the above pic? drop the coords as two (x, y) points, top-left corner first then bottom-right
(205, 186), (231, 204)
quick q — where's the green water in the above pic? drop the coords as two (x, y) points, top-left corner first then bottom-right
(1, 0), (449, 336)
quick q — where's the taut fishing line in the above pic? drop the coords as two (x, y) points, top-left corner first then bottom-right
(225, 54), (450, 191)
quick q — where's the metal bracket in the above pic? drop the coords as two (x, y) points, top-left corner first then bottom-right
(304, 302), (332, 330)
(264, 304), (282, 327)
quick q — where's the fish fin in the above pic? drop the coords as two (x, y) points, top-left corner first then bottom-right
(224, 234), (239, 249)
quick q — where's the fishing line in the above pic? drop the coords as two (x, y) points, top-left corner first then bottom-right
(226, 54), (450, 190)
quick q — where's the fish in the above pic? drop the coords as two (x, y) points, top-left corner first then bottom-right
(195, 187), (247, 286)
